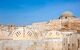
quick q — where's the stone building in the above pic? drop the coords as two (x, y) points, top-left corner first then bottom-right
(0, 11), (80, 50)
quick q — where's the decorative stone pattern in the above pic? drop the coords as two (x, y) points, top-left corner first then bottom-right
(0, 12), (80, 50)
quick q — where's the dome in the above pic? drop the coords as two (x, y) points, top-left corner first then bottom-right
(59, 11), (76, 19)
(62, 11), (73, 16)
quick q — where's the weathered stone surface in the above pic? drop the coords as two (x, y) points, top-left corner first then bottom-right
(0, 12), (80, 50)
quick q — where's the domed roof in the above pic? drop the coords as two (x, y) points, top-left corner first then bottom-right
(59, 11), (76, 19)
(62, 11), (73, 16)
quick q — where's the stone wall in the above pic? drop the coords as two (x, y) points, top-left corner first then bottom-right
(0, 13), (80, 50)
(0, 40), (63, 50)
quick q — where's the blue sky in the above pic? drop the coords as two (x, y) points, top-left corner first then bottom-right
(0, 0), (80, 25)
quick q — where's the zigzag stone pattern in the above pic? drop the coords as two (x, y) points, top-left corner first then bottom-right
(0, 11), (80, 50)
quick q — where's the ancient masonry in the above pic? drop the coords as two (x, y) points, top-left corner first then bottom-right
(0, 11), (80, 50)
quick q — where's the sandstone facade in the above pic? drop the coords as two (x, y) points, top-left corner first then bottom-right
(0, 12), (80, 50)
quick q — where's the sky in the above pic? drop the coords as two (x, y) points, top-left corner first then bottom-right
(0, 0), (80, 25)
